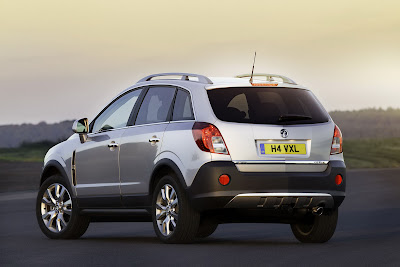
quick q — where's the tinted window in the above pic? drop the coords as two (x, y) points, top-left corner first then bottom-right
(135, 86), (176, 125)
(92, 89), (142, 132)
(172, 90), (194, 121)
(207, 87), (329, 125)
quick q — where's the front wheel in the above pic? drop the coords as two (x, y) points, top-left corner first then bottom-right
(152, 175), (200, 243)
(36, 175), (90, 239)
(290, 208), (338, 243)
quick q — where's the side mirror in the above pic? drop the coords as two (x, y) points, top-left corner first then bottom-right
(72, 118), (89, 143)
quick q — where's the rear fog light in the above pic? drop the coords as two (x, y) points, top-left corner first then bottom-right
(335, 174), (343, 185)
(219, 174), (230, 186)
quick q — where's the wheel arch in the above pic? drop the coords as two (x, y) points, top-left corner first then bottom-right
(149, 159), (187, 196)
(40, 160), (70, 188)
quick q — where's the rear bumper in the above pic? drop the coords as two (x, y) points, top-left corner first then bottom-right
(187, 160), (346, 211)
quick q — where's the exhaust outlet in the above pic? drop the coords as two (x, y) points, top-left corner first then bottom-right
(312, 206), (324, 216)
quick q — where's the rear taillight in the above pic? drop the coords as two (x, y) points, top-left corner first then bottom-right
(330, 125), (343, 154)
(192, 122), (229, 155)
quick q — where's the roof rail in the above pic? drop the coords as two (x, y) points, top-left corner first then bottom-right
(235, 73), (297, 85)
(138, 73), (213, 84)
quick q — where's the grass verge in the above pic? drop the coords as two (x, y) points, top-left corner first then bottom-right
(344, 138), (400, 169)
(0, 141), (57, 162)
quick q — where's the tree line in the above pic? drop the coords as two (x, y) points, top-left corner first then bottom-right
(0, 108), (399, 148)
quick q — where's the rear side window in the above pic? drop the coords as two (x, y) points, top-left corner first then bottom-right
(172, 90), (194, 121)
(207, 87), (329, 125)
(135, 86), (176, 125)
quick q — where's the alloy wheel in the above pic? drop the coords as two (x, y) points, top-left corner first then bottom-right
(40, 183), (72, 233)
(155, 184), (179, 236)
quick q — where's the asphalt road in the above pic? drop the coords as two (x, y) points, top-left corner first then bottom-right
(1, 168), (400, 266)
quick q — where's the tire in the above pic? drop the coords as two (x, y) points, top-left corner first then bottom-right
(290, 208), (338, 243)
(152, 175), (200, 243)
(196, 217), (218, 238)
(36, 175), (90, 239)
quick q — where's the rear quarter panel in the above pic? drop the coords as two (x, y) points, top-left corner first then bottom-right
(159, 121), (212, 187)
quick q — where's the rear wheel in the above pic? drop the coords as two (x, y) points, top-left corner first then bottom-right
(36, 175), (90, 239)
(196, 217), (218, 238)
(290, 208), (338, 243)
(152, 175), (200, 243)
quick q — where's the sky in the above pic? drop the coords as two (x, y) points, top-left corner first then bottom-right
(1, 0), (399, 125)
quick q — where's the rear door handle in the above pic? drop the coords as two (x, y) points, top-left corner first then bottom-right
(149, 136), (160, 143)
(108, 142), (119, 148)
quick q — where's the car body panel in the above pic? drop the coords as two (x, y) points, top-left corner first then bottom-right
(74, 129), (124, 197)
(212, 120), (334, 172)
(119, 122), (169, 195)
(40, 73), (345, 214)
(160, 121), (212, 187)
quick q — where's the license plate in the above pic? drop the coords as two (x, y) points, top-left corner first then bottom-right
(260, 143), (306, 155)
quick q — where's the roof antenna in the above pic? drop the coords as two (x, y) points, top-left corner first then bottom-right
(249, 51), (257, 84)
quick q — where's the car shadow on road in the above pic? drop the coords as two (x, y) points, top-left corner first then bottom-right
(72, 206), (400, 246)
(79, 236), (302, 247)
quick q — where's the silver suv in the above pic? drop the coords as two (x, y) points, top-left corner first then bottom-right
(36, 73), (346, 243)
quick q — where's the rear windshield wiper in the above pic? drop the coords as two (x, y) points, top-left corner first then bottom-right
(279, 114), (312, 122)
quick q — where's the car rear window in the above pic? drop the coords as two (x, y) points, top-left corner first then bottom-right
(207, 87), (330, 125)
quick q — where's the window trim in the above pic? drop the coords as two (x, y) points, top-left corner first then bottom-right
(126, 87), (149, 126)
